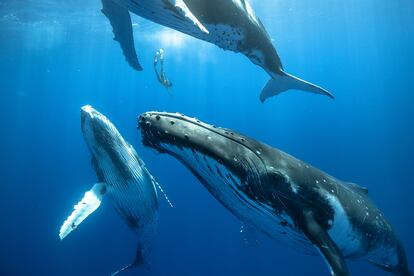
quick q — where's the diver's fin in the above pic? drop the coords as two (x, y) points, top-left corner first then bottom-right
(101, 0), (142, 71)
(150, 175), (174, 208)
(59, 183), (107, 240)
(300, 210), (349, 276)
(111, 243), (149, 276)
(168, 0), (209, 34)
(260, 71), (334, 102)
(346, 182), (368, 195)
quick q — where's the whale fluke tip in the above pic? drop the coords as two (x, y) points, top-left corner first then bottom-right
(261, 72), (333, 102)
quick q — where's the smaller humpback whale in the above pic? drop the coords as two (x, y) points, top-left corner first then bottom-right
(100, 0), (332, 101)
(59, 106), (170, 275)
(138, 112), (411, 276)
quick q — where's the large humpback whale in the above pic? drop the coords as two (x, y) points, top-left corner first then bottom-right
(138, 112), (411, 276)
(101, 0), (332, 101)
(59, 106), (168, 275)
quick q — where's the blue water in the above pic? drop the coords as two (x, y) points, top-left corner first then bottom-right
(1, 0), (413, 275)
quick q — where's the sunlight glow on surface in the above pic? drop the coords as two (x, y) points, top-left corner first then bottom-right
(145, 28), (188, 49)
(141, 26), (217, 64)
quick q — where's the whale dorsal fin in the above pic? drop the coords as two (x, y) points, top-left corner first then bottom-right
(347, 182), (368, 195)
(101, 0), (142, 71)
(167, 0), (209, 34)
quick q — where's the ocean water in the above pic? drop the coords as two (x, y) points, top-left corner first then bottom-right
(0, 0), (413, 275)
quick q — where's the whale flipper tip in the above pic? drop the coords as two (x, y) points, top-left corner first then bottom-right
(102, 0), (143, 71)
(58, 183), (106, 240)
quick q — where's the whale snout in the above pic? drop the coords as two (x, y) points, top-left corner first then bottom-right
(81, 105), (104, 148)
(138, 112), (176, 150)
(138, 111), (213, 153)
(81, 105), (97, 119)
(137, 112), (155, 131)
(80, 105), (122, 154)
(81, 105), (99, 130)
(81, 105), (95, 115)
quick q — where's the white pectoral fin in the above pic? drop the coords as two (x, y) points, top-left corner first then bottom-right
(59, 183), (107, 240)
(169, 0), (209, 34)
(101, 0), (142, 71)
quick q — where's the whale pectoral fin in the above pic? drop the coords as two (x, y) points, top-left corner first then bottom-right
(101, 0), (142, 71)
(260, 71), (334, 102)
(59, 183), (107, 240)
(167, 0), (209, 34)
(300, 210), (349, 276)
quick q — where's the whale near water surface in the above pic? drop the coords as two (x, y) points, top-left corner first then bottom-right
(100, 0), (333, 101)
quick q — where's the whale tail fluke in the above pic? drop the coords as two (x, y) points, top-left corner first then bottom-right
(260, 71), (334, 102)
(111, 243), (150, 276)
(369, 259), (412, 276)
(111, 263), (146, 276)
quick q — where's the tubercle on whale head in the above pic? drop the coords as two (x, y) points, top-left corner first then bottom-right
(138, 112), (212, 154)
(137, 112), (308, 220)
(136, 112), (298, 208)
(137, 112), (268, 178)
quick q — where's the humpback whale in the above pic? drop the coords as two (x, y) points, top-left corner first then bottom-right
(59, 106), (168, 275)
(138, 112), (411, 276)
(100, 0), (332, 101)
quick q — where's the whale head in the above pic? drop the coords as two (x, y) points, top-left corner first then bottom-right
(138, 111), (262, 175)
(138, 112), (294, 216)
(81, 105), (123, 158)
(81, 105), (139, 182)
